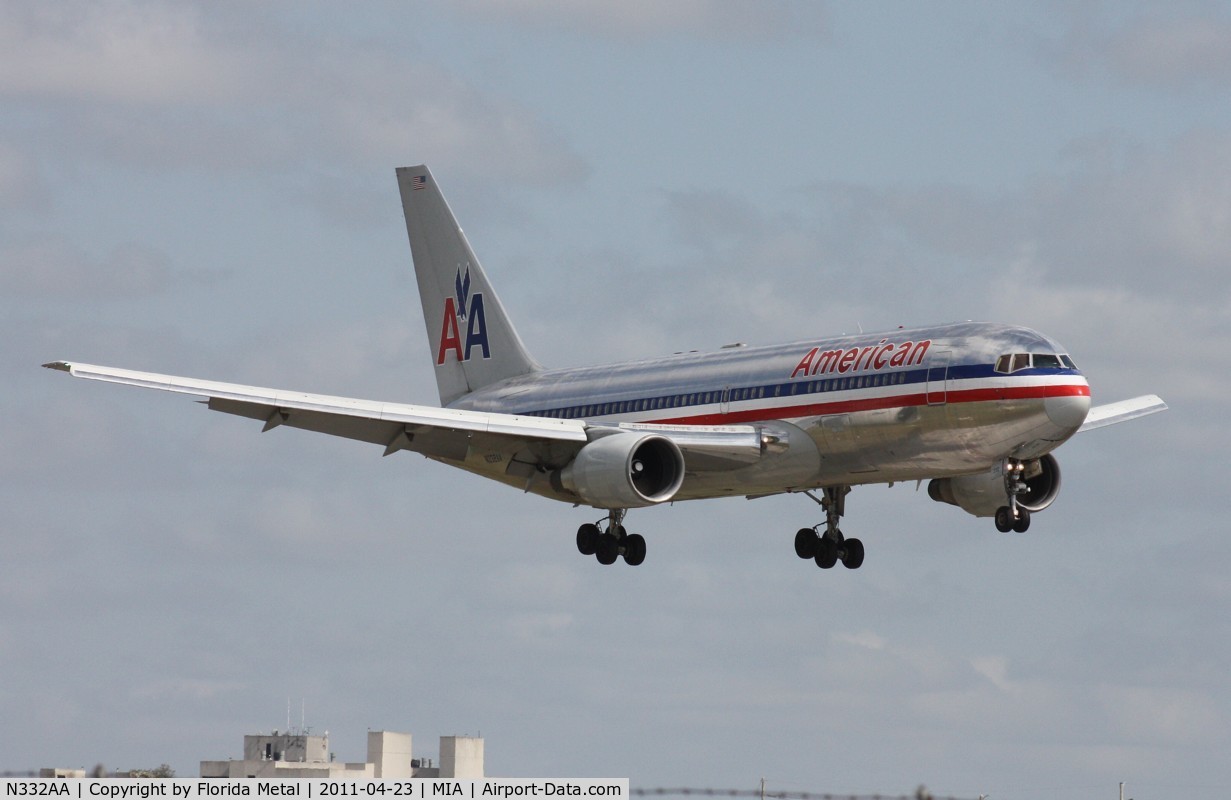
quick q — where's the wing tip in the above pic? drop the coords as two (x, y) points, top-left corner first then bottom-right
(1078, 393), (1169, 432)
(43, 361), (72, 373)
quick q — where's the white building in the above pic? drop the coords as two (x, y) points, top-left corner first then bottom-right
(200, 730), (483, 779)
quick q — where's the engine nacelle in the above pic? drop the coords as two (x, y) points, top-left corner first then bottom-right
(928, 454), (1062, 518)
(553, 432), (685, 509)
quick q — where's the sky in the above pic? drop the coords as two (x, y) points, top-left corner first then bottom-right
(2, 0), (1229, 796)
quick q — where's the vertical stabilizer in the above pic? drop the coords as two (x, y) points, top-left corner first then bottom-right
(397, 165), (541, 406)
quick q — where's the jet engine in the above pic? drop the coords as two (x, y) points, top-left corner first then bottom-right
(552, 432), (685, 509)
(927, 454), (1061, 518)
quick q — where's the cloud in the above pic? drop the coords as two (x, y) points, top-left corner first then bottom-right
(986, 273), (1227, 409)
(833, 629), (888, 651)
(0, 238), (177, 298)
(0, 139), (51, 211)
(228, 317), (420, 397)
(1096, 685), (1226, 745)
(131, 678), (248, 702)
(707, 130), (1228, 314)
(0, 2), (252, 104)
(1107, 15), (1231, 87)
(443, 0), (829, 41)
(0, 1), (586, 183)
(971, 655), (1019, 693)
(1050, 7), (1231, 89)
(520, 125), (1231, 379)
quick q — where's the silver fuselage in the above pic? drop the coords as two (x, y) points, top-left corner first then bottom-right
(448, 321), (1091, 502)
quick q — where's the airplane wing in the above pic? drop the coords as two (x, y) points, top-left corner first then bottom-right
(1078, 394), (1168, 432)
(42, 361), (764, 468)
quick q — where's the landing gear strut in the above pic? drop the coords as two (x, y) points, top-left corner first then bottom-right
(794, 485), (864, 570)
(994, 460), (1033, 533)
(576, 509), (646, 567)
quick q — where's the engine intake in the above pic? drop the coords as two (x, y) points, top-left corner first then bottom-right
(553, 432), (685, 509)
(928, 454), (1062, 518)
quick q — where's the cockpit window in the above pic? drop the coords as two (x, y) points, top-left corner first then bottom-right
(996, 352), (1078, 373)
(995, 353), (1033, 373)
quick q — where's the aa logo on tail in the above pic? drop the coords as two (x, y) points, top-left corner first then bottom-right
(436, 266), (490, 365)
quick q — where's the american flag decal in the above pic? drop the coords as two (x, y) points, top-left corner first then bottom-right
(412, 175), (427, 190)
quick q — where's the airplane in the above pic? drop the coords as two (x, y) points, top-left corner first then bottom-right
(45, 164), (1167, 571)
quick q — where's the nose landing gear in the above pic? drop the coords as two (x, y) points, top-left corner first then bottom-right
(995, 460), (1033, 533)
(995, 505), (1031, 533)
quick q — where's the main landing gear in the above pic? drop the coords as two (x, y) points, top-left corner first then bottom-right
(994, 459), (1033, 533)
(576, 509), (646, 567)
(793, 485), (865, 570)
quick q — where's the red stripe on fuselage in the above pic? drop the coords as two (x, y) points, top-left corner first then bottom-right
(648, 382), (1090, 426)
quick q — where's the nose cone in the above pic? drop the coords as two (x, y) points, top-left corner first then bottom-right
(1045, 393), (1091, 430)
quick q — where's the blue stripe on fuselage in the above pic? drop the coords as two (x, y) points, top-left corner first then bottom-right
(511, 363), (1084, 421)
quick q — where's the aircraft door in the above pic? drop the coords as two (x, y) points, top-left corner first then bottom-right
(926, 351), (951, 405)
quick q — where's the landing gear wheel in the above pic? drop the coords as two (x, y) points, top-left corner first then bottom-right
(595, 533), (620, 565)
(794, 528), (817, 559)
(814, 537), (839, 569)
(576, 523), (600, 555)
(1012, 509), (1031, 533)
(995, 507), (1014, 533)
(841, 538), (865, 569)
(623, 533), (647, 566)
(800, 486), (858, 572)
